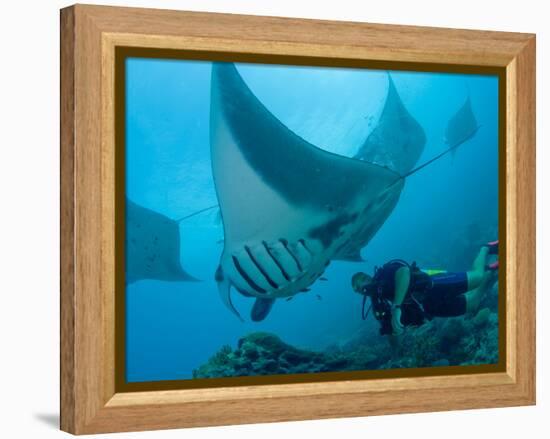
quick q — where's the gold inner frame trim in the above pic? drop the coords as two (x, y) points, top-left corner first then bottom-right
(104, 35), (508, 394)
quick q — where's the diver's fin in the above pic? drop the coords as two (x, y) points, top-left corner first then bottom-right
(486, 240), (499, 255)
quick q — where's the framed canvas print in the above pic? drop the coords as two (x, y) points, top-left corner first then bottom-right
(60, 4), (536, 435)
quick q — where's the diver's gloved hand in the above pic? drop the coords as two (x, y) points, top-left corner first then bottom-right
(391, 305), (405, 335)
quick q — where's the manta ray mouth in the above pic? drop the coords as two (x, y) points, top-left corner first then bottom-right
(231, 255), (268, 294)
(225, 238), (317, 300)
(215, 236), (329, 320)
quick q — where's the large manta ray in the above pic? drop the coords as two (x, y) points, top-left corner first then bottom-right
(126, 198), (198, 284)
(210, 63), (426, 321)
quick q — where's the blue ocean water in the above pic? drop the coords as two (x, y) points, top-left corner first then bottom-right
(125, 58), (499, 382)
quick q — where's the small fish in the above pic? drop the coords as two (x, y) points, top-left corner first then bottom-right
(285, 297), (293, 302)
(320, 277), (328, 281)
(316, 294), (322, 301)
(300, 288), (311, 292)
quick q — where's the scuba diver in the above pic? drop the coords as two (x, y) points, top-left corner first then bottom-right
(351, 241), (499, 336)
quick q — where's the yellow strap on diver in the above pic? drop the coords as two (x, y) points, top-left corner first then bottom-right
(421, 268), (447, 276)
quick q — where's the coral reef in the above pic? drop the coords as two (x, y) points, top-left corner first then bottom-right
(192, 332), (348, 378)
(193, 281), (500, 378)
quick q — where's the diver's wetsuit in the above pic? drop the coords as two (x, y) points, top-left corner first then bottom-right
(376, 261), (468, 326)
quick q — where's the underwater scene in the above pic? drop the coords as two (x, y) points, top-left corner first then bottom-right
(125, 58), (500, 383)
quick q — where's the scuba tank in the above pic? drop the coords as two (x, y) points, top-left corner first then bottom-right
(361, 259), (432, 334)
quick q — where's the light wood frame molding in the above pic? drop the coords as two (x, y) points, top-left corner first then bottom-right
(60, 4), (536, 435)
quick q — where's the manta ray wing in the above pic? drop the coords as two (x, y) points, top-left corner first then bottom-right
(335, 249), (365, 262)
(354, 74), (426, 175)
(334, 74), (426, 263)
(126, 199), (198, 284)
(210, 63), (403, 320)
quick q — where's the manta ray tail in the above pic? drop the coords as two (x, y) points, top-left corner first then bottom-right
(175, 204), (219, 223)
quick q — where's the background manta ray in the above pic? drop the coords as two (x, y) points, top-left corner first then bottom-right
(445, 95), (481, 155)
(354, 74), (426, 175)
(126, 198), (198, 284)
(210, 63), (423, 322)
(339, 73), (427, 263)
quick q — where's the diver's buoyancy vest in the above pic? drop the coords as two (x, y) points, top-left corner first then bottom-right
(371, 260), (433, 327)
(373, 259), (432, 301)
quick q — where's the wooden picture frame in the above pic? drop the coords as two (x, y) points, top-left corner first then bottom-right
(60, 4), (536, 435)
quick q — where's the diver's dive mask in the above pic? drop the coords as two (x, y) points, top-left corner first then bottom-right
(351, 272), (375, 296)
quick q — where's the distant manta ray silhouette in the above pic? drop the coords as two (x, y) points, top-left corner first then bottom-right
(125, 198), (198, 284)
(445, 94), (481, 156)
